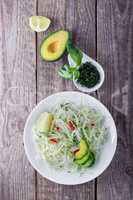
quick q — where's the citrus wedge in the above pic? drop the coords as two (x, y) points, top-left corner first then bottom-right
(29, 16), (51, 32)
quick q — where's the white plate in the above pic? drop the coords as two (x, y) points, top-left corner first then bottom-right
(68, 53), (105, 93)
(23, 91), (117, 185)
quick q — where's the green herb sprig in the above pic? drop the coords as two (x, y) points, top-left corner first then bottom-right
(58, 41), (83, 80)
(58, 64), (80, 80)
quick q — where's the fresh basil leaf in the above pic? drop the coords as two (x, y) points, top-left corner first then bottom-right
(63, 64), (69, 70)
(58, 65), (73, 80)
(67, 40), (83, 66)
(69, 67), (77, 73)
(73, 70), (80, 80)
(58, 63), (80, 81)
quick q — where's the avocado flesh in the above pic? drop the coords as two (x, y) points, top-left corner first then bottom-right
(74, 152), (89, 165)
(82, 152), (95, 167)
(75, 139), (88, 160)
(37, 112), (53, 134)
(40, 30), (69, 61)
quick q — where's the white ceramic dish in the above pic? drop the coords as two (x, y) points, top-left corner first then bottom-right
(68, 53), (105, 93)
(23, 91), (117, 185)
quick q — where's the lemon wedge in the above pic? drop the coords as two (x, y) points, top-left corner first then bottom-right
(29, 16), (51, 32)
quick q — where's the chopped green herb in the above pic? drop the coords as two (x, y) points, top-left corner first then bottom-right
(77, 62), (100, 88)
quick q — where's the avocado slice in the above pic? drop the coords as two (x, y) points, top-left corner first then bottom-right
(37, 112), (53, 134)
(40, 30), (69, 61)
(75, 139), (88, 160)
(74, 152), (89, 165)
(82, 152), (95, 168)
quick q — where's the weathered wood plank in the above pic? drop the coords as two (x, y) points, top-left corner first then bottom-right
(36, 0), (96, 199)
(0, 0), (36, 199)
(97, 0), (133, 199)
(65, 0), (96, 91)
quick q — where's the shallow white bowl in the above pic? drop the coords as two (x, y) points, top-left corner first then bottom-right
(23, 91), (117, 185)
(68, 53), (105, 93)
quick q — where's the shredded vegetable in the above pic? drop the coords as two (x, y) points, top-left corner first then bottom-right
(33, 102), (107, 172)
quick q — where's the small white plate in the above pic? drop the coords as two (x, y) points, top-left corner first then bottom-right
(23, 91), (117, 185)
(68, 53), (105, 93)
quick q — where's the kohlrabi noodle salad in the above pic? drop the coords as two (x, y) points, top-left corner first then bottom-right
(33, 102), (107, 172)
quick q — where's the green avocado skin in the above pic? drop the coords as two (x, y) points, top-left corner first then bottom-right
(39, 30), (70, 62)
(74, 151), (95, 167)
(74, 152), (90, 165)
(82, 152), (95, 167)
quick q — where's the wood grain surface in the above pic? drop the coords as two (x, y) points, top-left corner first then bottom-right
(0, 0), (132, 199)
(36, 0), (96, 200)
(0, 0), (36, 199)
(97, 0), (133, 199)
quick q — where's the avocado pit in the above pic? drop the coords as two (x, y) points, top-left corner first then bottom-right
(48, 41), (59, 53)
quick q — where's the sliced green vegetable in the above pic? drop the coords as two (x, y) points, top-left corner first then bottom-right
(74, 152), (89, 165)
(35, 102), (106, 171)
(75, 139), (88, 160)
(37, 112), (53, 134)
(82, 152), (95, 167)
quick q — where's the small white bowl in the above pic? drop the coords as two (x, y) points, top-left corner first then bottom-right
(68, 53), (105, 93)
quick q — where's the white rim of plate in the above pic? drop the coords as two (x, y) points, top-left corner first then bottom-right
(23, 91), (117, 185)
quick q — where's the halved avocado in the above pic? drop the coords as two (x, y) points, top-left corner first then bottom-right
(82, 152), (95, 168)
(75, 139), (88, 160)
(74, 152), (89, 165)
(40, 30), (69, 61)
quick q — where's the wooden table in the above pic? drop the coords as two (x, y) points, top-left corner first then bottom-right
(0, 0), (132, 199)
